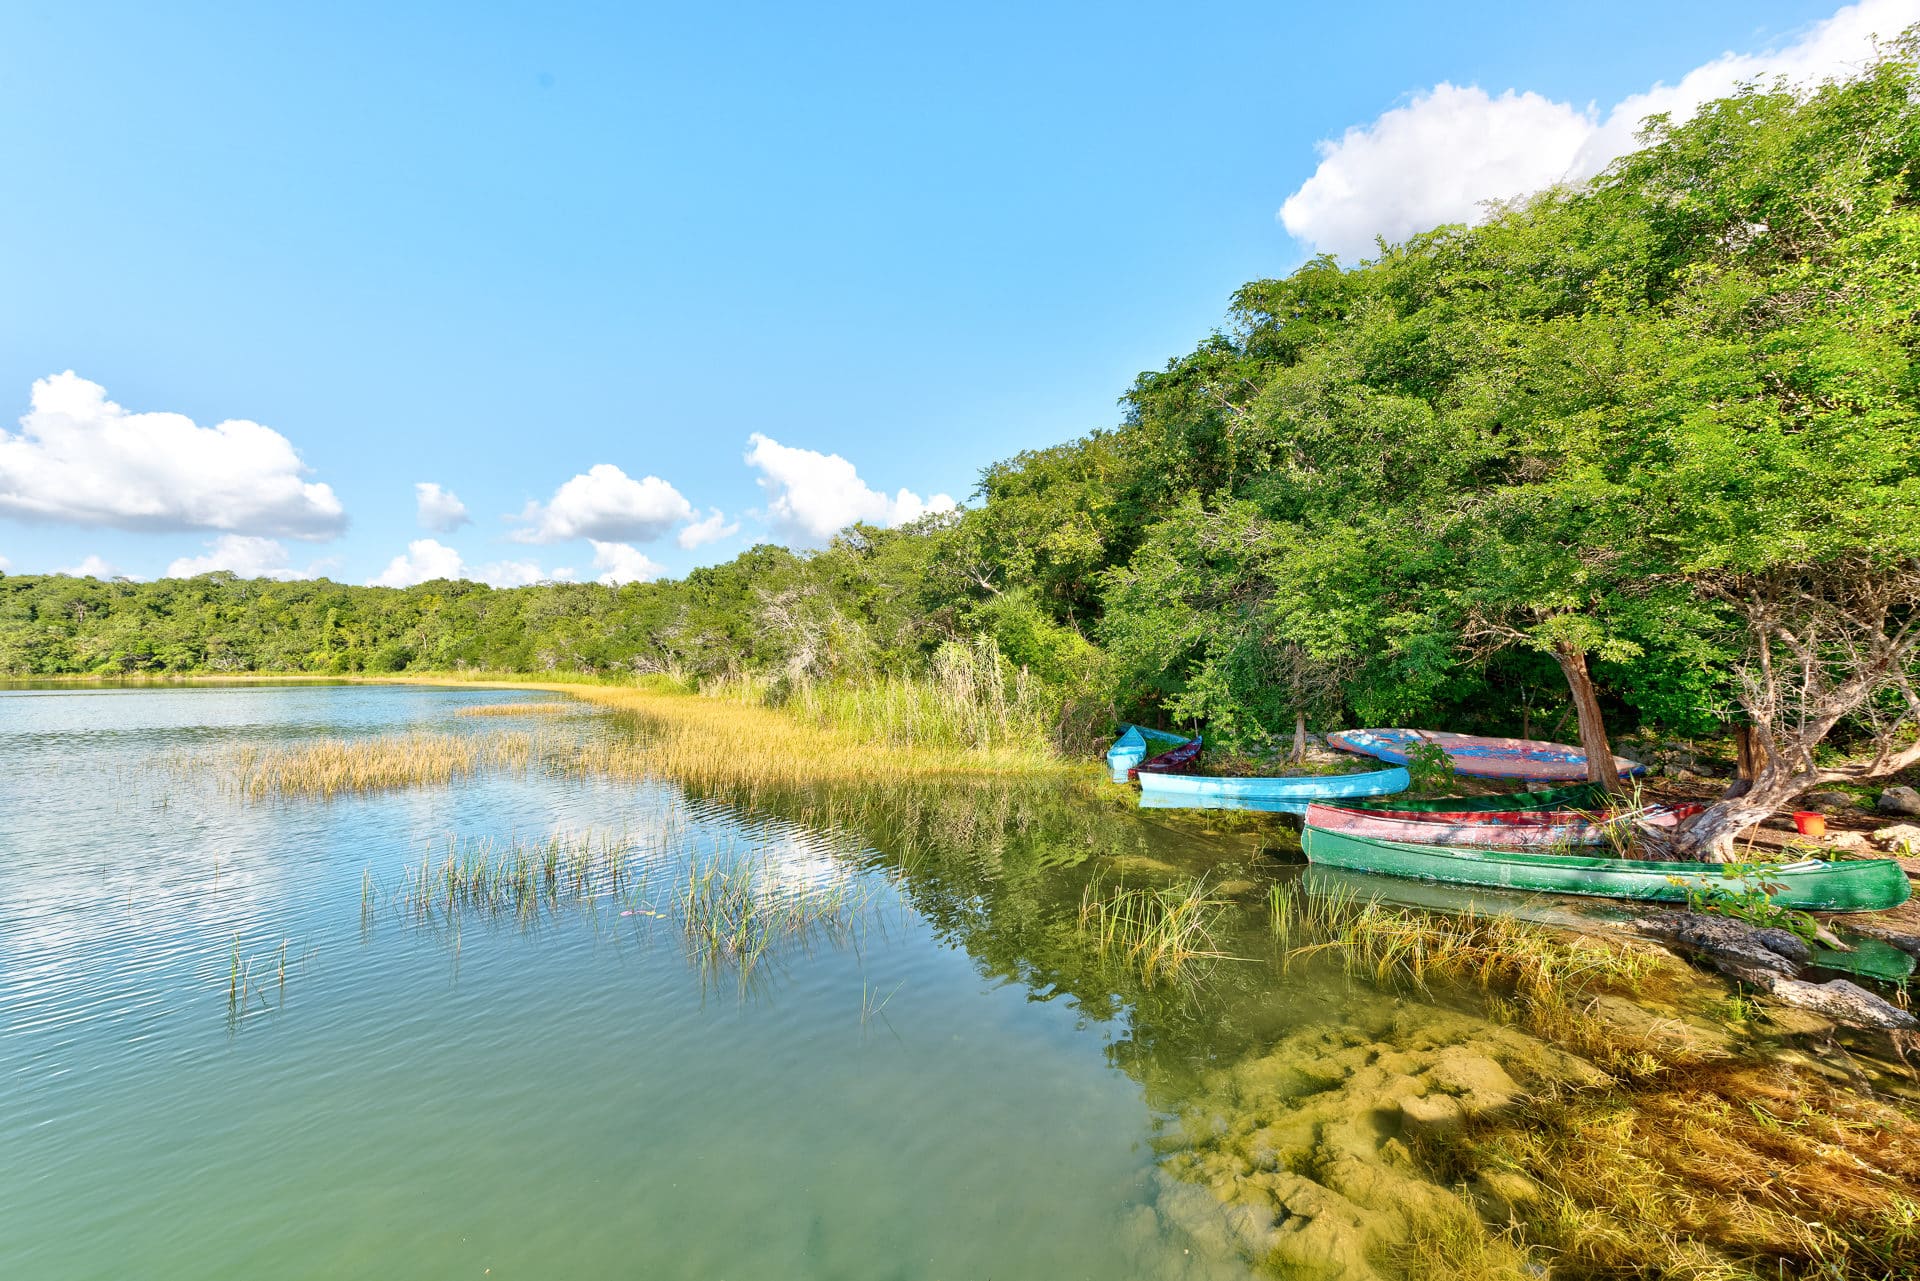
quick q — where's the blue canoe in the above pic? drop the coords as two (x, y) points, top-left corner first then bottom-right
(1106, 725), (1191, 783)
(1138, 766), (1410, 814)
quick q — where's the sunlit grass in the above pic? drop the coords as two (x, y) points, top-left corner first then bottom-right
(1077, 875), (1231, 987)
(1269, 880), (1659, 1000)
(229, 731), (536, 798)
(453, 701), (576, 717)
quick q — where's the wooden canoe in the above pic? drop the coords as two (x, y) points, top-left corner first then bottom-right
(1137, 735), (1204, 776)
(1138, 766), (1409, 814)
(1328, 728), (1645, 782)
(1105, 725), (1189, 783)
(1304, 801), (1703, 848)
(1342, 782), (1611, 813)
(1300, 825), (1911, 911)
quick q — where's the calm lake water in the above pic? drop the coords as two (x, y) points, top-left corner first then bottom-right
(3, 684), (1309, 1280)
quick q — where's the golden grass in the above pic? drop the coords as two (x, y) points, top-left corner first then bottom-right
(452, 701), (577, 717)
(546, 682), (1072, 791)
(231, 731), (534, 798)
(1270, 881), (1661, 1001)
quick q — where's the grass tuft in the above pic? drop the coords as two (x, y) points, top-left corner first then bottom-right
(1077, 875), (1231, 987)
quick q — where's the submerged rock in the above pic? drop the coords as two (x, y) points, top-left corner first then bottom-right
(1763, 977), (1919, 1030)
(1751, 927), (1813, 964)
(1630, 910), (1800, 985)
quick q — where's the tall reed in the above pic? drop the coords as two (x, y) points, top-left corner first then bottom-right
(1077, 875), (1231, 987)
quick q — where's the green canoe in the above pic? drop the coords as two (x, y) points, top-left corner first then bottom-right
(1342, 782), (1610, 814)
(1301, 825), (1911, 912)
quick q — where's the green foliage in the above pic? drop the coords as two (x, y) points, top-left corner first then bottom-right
(1669, 862), (1822, 944)
(5, 41), (1920, 767)
(1402, 743), (1455, 795)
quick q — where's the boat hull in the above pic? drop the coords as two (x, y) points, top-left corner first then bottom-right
(1307, 802), (1703, 847)
(1138, 767), (1409, 814)
(1329, 729), (1644, 782)
(1301, 826), (1911, 911)
(1105, 725), (1188, 783)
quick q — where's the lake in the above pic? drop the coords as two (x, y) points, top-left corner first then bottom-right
(2, 684), (1311, 1279)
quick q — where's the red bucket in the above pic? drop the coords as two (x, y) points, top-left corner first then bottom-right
(1792, 811), (1826, 838)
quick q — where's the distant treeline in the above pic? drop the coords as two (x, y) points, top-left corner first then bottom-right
(6, 40), (1919, 839)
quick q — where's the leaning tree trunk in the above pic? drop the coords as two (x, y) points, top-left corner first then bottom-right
(1672, 757), (1820, 861)
(1551, 642), (1621, 795)
(1291, 711), (1308, 764)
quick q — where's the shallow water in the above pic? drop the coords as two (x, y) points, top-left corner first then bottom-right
(1, 685), (1300, 1280)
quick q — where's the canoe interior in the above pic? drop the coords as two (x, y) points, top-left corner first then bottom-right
(1342, 782), (1610, 814)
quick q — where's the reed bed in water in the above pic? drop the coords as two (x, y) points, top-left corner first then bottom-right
(452, 701), (576, 717)
(1077, 875), (1230, 988)
(375, 823), (873, 982)
(550, 683), (1067, 791)
(1268, 880), (1658, 999)
(227, 731), (536, 799)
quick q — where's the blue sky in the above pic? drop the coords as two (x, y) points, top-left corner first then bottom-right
(0, 0), (1901, 585)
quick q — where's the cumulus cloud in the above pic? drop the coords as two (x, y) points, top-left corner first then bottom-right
(0, 554), (10, 572)
(744, 433), (955, 545)
(165, 534), (325, 580)
(414, 482), (471, 532)
(369, 539), (574, 588)
(511, 464), (693, 544)
(591, 540), (666, 585)
(0, 372), (346, 539)
(58, 554), (126, 579)
(676, 508), (740, 550)
(1280, 0), (1917, 260)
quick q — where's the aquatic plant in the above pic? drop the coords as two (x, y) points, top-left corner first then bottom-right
(453, 701), (576, 717)
(1412, 1060), (1920, 1280)
(229, 731), (536, 799)
(1077, 875), (1230, 988)
(1269, 880), (1658, 1001)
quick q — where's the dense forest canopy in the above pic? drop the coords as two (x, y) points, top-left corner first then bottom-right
(6, 40), (1919, 848)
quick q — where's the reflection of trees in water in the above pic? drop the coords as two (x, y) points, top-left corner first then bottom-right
(674, 772), (1334, 1089)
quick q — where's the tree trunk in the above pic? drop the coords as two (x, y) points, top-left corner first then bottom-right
(1291, 711), (1308, 764)
(1551, 642), (1621, 795)
(1722, 723), (1769, 800)
(1672, 757), (1819, 861)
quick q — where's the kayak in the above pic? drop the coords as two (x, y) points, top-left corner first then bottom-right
(1137, 735), (1204, 776)
(1328, 728), (1646, 781)
(1138, 766), (1409, 814)
(1300, 825), (1911, 911)
(1303, 801), (1703, 848)
(1105, 725), (1189, 783)
(1342, 782), (1611, 814)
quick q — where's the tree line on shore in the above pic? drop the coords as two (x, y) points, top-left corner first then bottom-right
(5, 39), (1919, 855)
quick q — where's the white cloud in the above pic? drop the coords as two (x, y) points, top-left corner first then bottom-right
(414, 482), (471, 532)
(511, 464), (693, 544)
(744, 433), (955, 545)
(1280, 0), (1918, 260)
(58, 554), (126, 579)
(0, 371), (346, 539)
(676, 507), (740, 550)
(371, 539), (465, 587)
(165, 534), (322, 580)
(369, 538), (573, 588)
(0, 554), (10, 572)
(590, 540), (666, 585)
